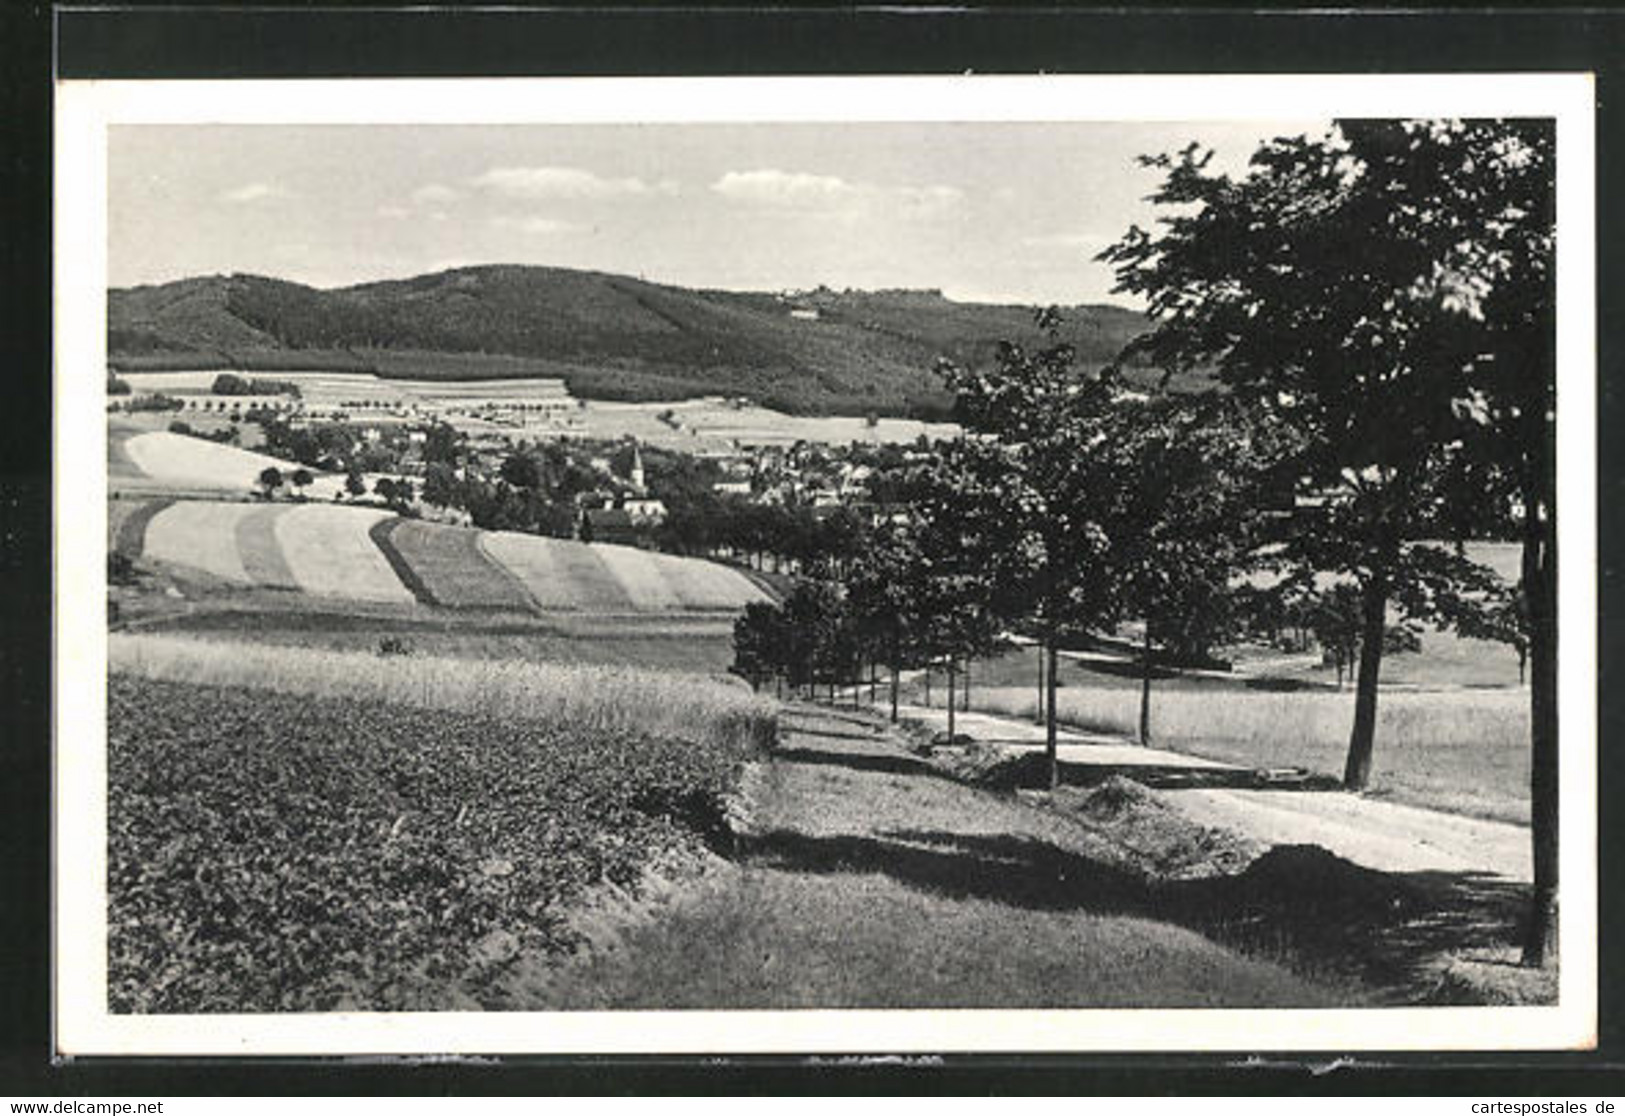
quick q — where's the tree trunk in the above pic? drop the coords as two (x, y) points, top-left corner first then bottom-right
(1046, 638), (1060, 790)
(1138, 625), (1154, 746)
(946, 660), (957, 742)
(870, 660), (877, 703)
(889, 627), (900, 724)
(924, 669), (931, 708)
(1342, 574), (1390, 790)
(961, 660), (970, 712)
(1036, 644), (1046, 725)
(1523, 497), (1559, 966)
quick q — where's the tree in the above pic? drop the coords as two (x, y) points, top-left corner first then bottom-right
(257, 466), (283, 499)
(1103, 121), (1518, 789)
(935, 309), (1127, 787)
(1104, 118), (1558, 965)
(1113, 395), (1269, 744)
(500, 452), (541, 490)
(290, 467), (314, 500)
(732, 601), (787, 692)
(909, 441), (1009, 742)
(1457, 582), (1530, 685)
(845, 519), (925, 722)
(375, 476), (416, 514)
(421, 422), (461, 467)
(421, 462), (459, 509)
(344, 468), (368, 500)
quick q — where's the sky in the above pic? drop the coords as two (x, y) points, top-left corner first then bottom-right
(108, 120), (1326, 307)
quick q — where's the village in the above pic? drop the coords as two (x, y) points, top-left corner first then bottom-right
(107, 367), (922, 551)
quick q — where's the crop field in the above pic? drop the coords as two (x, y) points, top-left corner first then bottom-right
(571, 396), (960, 450)
(652, 551), (773, 611)
(115, 494), (767, 630)
(145, 610), (742, 674)
(234, 506), (300, 590)
(967, 684), (1530, 824)
(123, 432), (295, 493)
(594, 545), (686, 610)
(107, 496), (175, 558)
(371, 518), (535, 610)
(141, 501), (260, 584)
(107, 670), (772, 1012)
(474, 534), (768, 613)
(111, 633), (775, 765)
(476, 532), (635, 612)
(274, 505), (416, 604)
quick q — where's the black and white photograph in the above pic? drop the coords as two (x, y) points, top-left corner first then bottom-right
(51, 74), (1597, 1056)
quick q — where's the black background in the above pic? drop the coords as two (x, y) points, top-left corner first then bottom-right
(5, 2), (1623, 1096)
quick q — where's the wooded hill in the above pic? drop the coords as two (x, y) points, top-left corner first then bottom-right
(108, 266), (1161, 418)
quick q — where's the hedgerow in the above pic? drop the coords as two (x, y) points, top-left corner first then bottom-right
(107, 675), (767, 1013)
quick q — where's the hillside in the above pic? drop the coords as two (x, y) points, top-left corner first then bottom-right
(108, 267), (1157, 418)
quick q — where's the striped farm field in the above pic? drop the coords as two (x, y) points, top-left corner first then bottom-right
(114, 493), (767, 620)
(273, 505), (416, 604)
(142, 501), (261, 584)
(108, 497), (175, 557)
(477, 532), (634, 611)
(371, 518), (533, 610)
(595, 544), (686, 610)
(234, 505), (300, 591)
(478, 532), (769, 613)
(649, 551), (767, 610)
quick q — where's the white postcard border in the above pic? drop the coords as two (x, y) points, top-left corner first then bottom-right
(53, 73), (1599, 1056)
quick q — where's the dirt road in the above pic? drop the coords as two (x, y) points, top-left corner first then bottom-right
(901, 701), (1530, 881)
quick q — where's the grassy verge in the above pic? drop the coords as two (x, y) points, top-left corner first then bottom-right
(966, 684), (1529, 825)
(536, 866), (1334, 1009)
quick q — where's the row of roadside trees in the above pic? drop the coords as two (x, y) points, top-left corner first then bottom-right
(732, 118), (1557, 965)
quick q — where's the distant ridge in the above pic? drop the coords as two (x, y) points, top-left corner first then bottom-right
(108, 265), (1161, 419)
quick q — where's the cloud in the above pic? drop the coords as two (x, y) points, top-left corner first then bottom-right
(711, 169), (963, 219)
(490, 215), (577, 236)
(471, 166), (676, 201)
(711, 169), (860, 207)
(375, 204), (411, 220)
(220, 182), (290, 204)
(411, 183), (462, 206)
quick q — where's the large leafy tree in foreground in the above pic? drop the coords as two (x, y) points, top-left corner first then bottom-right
(1103, 118), (1557, 964)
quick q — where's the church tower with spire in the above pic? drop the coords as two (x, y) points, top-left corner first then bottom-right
(629, 439), (646, 495)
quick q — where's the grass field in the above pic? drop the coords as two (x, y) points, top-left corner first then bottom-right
(967, 684), (1530, 824)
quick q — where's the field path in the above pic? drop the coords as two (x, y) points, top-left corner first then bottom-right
(900, 701), (1530, 882)
(531, 704), (1333, 1010)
